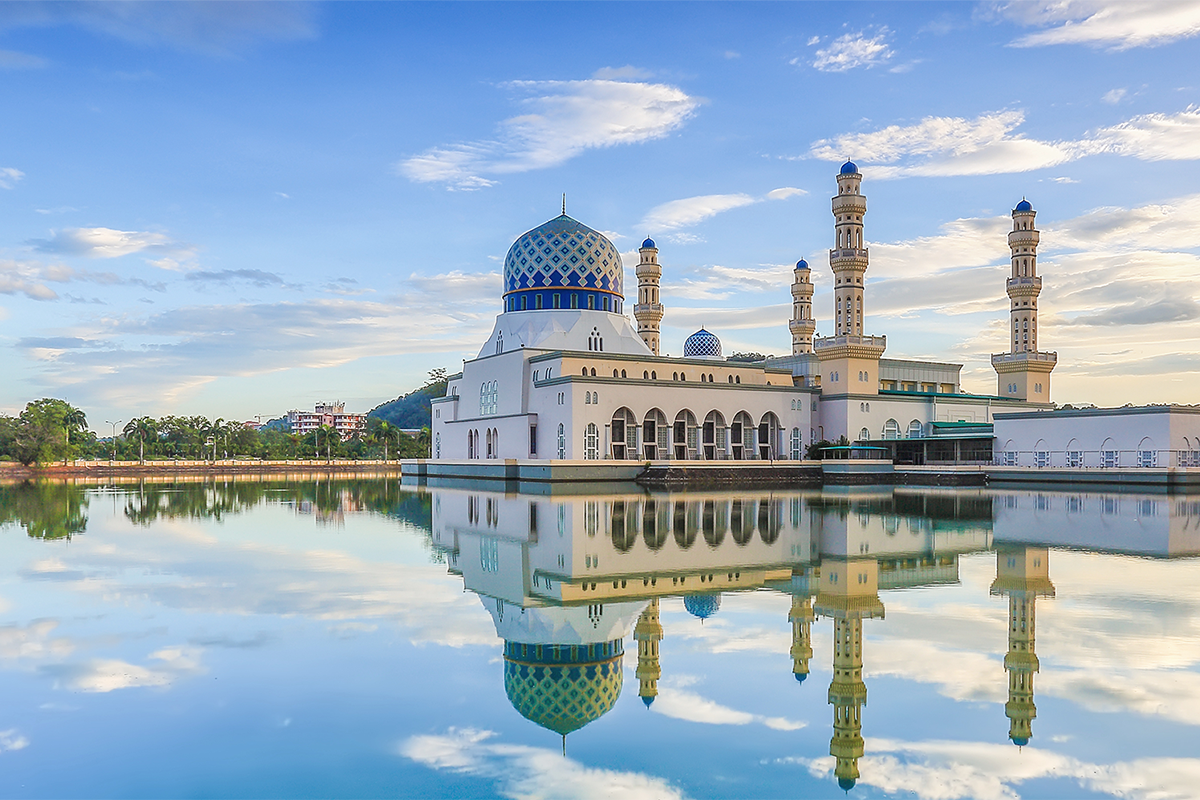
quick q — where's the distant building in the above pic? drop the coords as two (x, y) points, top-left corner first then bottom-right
(286, 402), (366, 439)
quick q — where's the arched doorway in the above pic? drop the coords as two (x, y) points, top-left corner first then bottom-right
(611, 407), (637, 459)
(758, 412), (781, 460)
(673, 410), (698, 460)
(642, 408), (669, 460)
(702, 410), (727, 460)
(731, 411), (754, 460)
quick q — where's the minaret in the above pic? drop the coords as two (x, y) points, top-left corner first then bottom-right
(633, 238), (664, 355)
(992, 199), (1056, 402)
(789, 593), (815, 682)
(634, 598), (663, 706)
(814, 161), (886, 402)
(830, 163), (867, 337)
(789, 259), (816, 355)
(990, 546), (1055, 748)
(815, 558), (885, 792)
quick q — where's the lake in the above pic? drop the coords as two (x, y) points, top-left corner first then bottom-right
(1, 477), (1198, 799)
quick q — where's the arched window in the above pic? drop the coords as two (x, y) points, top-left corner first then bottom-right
(859, 427), (870, 442)
(613, 369), (619, 378)
(584, 423), (600, 460)
(883, 419), (901, 440)
(590, 368), (597, 376)
(907, 420), (922, 439)
(557, 423), (566, 459)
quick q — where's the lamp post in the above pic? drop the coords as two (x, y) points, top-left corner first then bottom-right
(105, 420), (121, 463)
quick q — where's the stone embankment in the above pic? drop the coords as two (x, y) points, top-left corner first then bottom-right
(0, 460), (403, 481)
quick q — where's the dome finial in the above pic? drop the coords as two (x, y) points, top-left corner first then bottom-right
(562, 193), (566, 216)
(562, 734), (566, 757)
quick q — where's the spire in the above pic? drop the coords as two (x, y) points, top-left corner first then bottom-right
(562, 193), (566, 216)
(633, 234), (664, 355)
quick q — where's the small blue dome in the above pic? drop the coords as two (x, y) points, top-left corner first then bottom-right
(838, 777), (857, 791)
(642, 695), (655, 708)
(1010, 735), (1029, 747)
(1015, 199), (1033, 212)
(641, 237), (656, 249)
(683, 328), (722, 360)
(794, 671), (808, 684)
(684, 594), (721, 619)
(840, 160), (859, 175)
(796, 259), (809, 270)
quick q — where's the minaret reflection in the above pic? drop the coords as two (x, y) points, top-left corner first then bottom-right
(815, 558), (885, 792)
(634, 598), (663, 707)
(789, 567), (818, 684)
(990, 545), (1055, 748)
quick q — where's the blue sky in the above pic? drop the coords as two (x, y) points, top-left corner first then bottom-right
(2, 1), (1199, 426)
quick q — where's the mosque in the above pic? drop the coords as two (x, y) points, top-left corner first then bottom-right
(430, 162), (1054, 464)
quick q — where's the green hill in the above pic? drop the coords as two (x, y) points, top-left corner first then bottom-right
(367, 370), (448, 429)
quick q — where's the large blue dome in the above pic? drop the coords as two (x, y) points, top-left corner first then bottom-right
(683, 328), (722, 360)
(503, 214), (624, 314)
(840, 160), (859, 175)
(1014, 199), (1033, 212)
(684, 594), (721, 619)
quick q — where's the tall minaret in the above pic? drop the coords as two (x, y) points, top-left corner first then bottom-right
(633, 238), (664, 355)
(815, 558), (885, 793)
(789, 593), (815, 683)
(789, 259), (816, 355)
(634, 598), (663, 707)
(990, 545), (1055, 748)
(814, 161), (885, 403)
(831, 161), (867, 337)
(992, 199), (1056, 402)
(1008, 200), (1041, 353)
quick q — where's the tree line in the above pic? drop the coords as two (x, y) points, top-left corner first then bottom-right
(0, 398), (431, 466)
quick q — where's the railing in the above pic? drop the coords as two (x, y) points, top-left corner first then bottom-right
(993, 449), (1200, 468)
(814, 334), (887, 349)
(1006, 276), (1042, 288)
(990, 350), (1057, 363)
(828, 248), (869, 259)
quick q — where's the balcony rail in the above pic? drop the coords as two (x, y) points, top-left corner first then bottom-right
(990, 350), (1057, 363)
(814, 334), (887, 349)
(994, 448), (1200, 469)
(828, 248), (869, 259)
(1006, 276), (1042, 288)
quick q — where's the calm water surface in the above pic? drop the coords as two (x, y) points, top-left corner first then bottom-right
(1, 477), (1199, 799)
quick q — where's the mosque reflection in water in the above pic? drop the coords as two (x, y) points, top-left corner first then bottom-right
(423, 486), (1200, 791)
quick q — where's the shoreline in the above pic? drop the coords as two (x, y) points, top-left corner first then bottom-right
(0, 460), (405, 482)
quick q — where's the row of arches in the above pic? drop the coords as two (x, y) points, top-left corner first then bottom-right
(596, 497), (787, 552)
(597, 407), (785, 460)
(995, 435), (1200, 468)
(856, 420), (924, 442)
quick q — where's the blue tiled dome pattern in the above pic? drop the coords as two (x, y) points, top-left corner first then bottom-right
(684, 594), (721, 619)
(503, 214), (623, 300)
(503, 641), (624, 736)
(796, 259), (809, 269)
(641, 237), (656, 249)
(1014, 199), (1033, 212)
(840, 160), (859, 175)
(683, 328), (722, 359)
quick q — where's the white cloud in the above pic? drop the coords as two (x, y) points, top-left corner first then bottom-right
(641, 194), (756, 231)
(805, 106), (1200, 178)
(0, 2), (318, 57)
(400, 728), (690, 800)
(665, 233), (705, 245)
(1103, 88), (1127, 104)
(0, 730), (28, 754)
(29, 226), (193, 262)
(640, 187), (804, 232)
(1001, 1), (1200, 50)
(766, 186), (807, 200)
(0, 167), (23, 189)
(810, 29), (894, 72)
(592, 65), (652, 80)
(398, 80), (701, 190)
(793, 738), (1200, 800)
(51, 647), (206, 692)
(651, 685), (804, 730)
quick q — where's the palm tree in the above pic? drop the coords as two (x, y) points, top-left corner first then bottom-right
(316, 424), (338, 463)
(61, 405), (87, 465)
(376, 421), (394, 462)
(123, 417), (158, 465)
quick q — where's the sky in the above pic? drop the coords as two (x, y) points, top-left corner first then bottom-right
(1, 1), (1199, 428)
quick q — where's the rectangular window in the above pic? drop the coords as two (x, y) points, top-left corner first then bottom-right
(587, 295), (594, 310)
(530, 425), (538, 456)
(536, 294), (543, 310)
(521, 296), (528, 311)
(553, 294), (560, 309)
(570, 293), (578, 309)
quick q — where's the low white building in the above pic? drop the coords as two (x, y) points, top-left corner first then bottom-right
(993, 405), (1200, 468)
